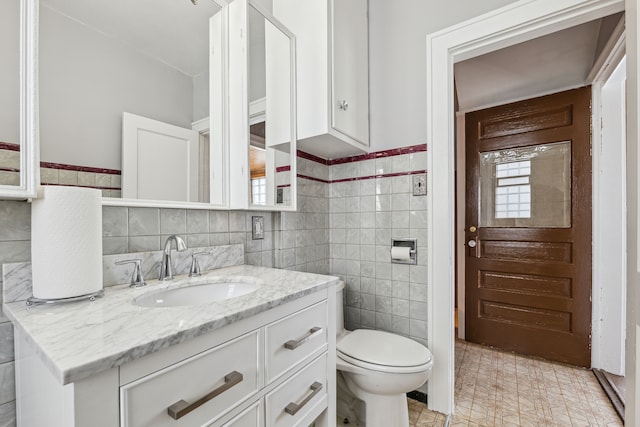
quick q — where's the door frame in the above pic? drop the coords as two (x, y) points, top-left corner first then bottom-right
(589, 25), (627, 374)
(455, 17), (627, 370)
(425, 0), (625, 415)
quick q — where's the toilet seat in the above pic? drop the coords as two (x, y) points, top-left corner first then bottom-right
(337, 329), (433, 374)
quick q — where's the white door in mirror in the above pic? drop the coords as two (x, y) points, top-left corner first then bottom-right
(122, 113), (200, 202)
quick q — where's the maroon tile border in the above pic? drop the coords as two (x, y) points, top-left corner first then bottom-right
(4, 143), (426, 190)
(297, 174), (330, 184)
(296, 169), (426, 184)
(294, 144), (427, 184)
(328, 144), (427, 165)
(40, 162), (121, 175)
(42, 183), (121, 191)
(0, 142), (20, 152)
(296, 150), (329, 165)
(0, 149), (123, 175)
(330, 169), (427, 183)
(297, 144), (427, 166)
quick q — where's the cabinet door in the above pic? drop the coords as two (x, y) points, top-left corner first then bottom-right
(331, 0), (369, 146)
(265, 354), (328, 427)
(121, 331), (260, 427)
(265, 301), (328, 384)
(122, 113), (200, 202)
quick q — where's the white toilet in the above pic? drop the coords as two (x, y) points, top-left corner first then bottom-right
(335, 282), (433, 427)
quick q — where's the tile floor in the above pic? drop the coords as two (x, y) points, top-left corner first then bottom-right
(404, 340), (623, 426)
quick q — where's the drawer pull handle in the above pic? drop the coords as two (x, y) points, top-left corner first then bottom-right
(284, 381), (323, 416)
(167, 371), (243, 420)
(284, 327), (322, 350)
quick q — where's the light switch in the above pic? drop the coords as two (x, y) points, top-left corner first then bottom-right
(413, 174), (427, 196)
(252, 216), (264, 240)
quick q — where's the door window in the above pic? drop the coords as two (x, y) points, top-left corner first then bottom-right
(479, 141), (571, 228)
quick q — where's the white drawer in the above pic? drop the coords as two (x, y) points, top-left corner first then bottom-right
(265, 301), (328, 383)
(121, 330), (260, 427)
(265, 354), (328, 427)
(221, 401), (262, 427)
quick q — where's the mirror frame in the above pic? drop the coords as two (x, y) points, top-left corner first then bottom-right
(21, 0), (297, 210)
(0, 0), (39, 200)
(103, 0), (231, 210)
(228, 0), (297, 211)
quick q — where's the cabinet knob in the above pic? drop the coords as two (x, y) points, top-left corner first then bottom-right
(338, 100), (349, 111)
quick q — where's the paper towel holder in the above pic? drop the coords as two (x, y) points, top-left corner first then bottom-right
(391, 238), (417, 265)
(26, 289), (105, 307)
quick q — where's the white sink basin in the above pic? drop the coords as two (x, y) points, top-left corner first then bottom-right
(133, 280), (260, 308)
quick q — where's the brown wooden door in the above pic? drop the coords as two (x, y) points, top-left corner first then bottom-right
(465, 87), (592, 367)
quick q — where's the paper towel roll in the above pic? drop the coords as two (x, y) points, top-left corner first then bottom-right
(391, 246), (412, 261)
(31, 186), (103, 299)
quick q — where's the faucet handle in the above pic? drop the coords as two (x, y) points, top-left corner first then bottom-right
(189, 251), (211, 277)
(115, 259), (147, 287)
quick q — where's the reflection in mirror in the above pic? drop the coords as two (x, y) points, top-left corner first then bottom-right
(248, 3), (294, 207)
(38, 0), (225, 206)
(0, 0), (21, 187)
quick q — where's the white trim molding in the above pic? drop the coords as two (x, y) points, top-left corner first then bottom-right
(589, 25), (626, 374)
(0, 0), (39, 200)
(426, 0), (624, 415)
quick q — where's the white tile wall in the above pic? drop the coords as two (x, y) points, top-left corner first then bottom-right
(329, 151), (429, 347)
(0, 201), (25, 426)
(0, 146), (428, 424)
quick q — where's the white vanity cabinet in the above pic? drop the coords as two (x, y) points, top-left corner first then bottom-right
(13, 289), (336, 427)
(273, 0), (369, 159)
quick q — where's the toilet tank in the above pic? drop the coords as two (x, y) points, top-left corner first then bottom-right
(336, 281), (346, 339)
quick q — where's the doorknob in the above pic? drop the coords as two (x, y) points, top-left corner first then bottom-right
(467, 238), (479, 258)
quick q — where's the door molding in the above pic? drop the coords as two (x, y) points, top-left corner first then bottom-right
(589, 24), (627, 374)
(425, 0), (624, 415)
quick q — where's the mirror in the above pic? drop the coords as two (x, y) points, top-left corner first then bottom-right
(0, 0), (38, 199)
(37, 0), (227, 208)
(228, 0), (296, 210)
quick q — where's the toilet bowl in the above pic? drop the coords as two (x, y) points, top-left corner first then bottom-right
(335, 282), (433, 427)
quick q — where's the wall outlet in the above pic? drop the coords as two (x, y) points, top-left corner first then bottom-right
(252, 216), (264, 240)
(413, 174), (427, 196)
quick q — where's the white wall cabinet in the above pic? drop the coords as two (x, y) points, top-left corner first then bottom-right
(14, 290), (336, 427)
(273, 0), (369, 159)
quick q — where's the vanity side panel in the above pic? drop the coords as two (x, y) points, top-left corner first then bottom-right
(15, 329), (117, 427)
(73, 367), (119, 427)
(15, 328), (67, 426)
(313, 282), (337, 427)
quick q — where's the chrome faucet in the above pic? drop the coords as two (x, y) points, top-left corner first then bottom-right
(159, 235), (188, 281)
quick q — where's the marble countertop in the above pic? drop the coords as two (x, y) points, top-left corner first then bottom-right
(3, 265), (339, 385)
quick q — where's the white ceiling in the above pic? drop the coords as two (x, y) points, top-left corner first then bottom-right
(454, 14), (623, 112)
(41, 1), (622, 112)
(41, 0), (222, 77)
